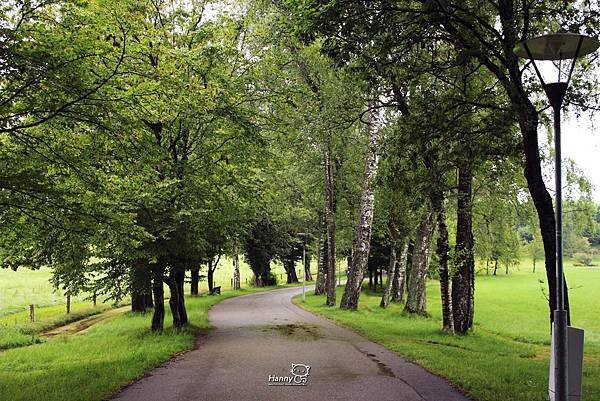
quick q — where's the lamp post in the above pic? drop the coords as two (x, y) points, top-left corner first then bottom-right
(514, 33), (599, 401)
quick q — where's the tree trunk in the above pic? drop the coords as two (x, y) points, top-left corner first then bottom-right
(509, 78), (570, 325)
(432, 193), (454, 333)
(391, 241), (409, 303)
(151, 264), (165, 332)
(145, 292), (153, 308)
(233, 251), (241, 290)
(190, 268), (200, 296)
(166, 270), (184, 329)
(262, 260), (275, 286)
(207, 261), (214, 293)
(131, 293), (146, 312)
(452, 167), (475, 334)
(285, 261), (299, 283)
(380, 243), (397, 308)
(254, 273), (263, 287)
(324, 135), (337, 306)
(315, 213), (327, 295)
(340, 105), (382, 310)
(304, 250), (313, 281)
(177, 270), (187, 325)
(131, 261), (148, 312)
(404, 211), (435, 315)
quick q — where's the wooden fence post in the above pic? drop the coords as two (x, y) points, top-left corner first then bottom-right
(29, 304), (35, 322)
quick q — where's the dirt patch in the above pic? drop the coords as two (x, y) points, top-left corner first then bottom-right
(42, 306), (130, 337)
(261, 323), (323, 341)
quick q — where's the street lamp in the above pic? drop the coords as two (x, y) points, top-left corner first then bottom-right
(514, 33), (599, 401)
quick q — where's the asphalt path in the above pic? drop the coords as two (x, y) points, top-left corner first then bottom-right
(112, 286), (471, 401)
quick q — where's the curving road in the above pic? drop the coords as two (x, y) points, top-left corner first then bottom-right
(112, 286), (470, 401)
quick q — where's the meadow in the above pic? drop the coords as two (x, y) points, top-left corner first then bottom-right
(0, 289), (264, 401)
(0, 258), (303, 317)
(2, 258), (596, 401)
(296, 259), (600, 401)
(0, 259), (315, 350)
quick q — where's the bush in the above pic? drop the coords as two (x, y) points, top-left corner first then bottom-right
(574, 252), (594, 266)
(248, 272), (278, 287)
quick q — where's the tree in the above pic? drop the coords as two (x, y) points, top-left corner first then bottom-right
(341, 104), (384, 309)
(246, 15), (366, 303)
(452, 166), (475, 333)
(283, 0), (600, 327)
(1, 0), (266, 332)
(404, 210), (435, 316)
(244, 218), (278, 287)
(525, 235), (545, 273)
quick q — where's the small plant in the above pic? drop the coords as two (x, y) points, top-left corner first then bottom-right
(573, 252), (595, 267)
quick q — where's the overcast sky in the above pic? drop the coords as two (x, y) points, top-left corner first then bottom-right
(528, 60), (600, 203)
(561, 112), (600, 202)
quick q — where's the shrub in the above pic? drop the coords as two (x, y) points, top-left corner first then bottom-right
(574, 252), (594, 267)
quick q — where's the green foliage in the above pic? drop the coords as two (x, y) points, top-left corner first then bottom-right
(563, 199), (598, 257)
(1, 0), (269, 323)
(1, 0), (599, 347)
(573, 252), (594, 266)
(523, 235), (545, 272)
(244, 218), (279, 286)
(296, 265), (600, 401)
(568, 235), (592, 258)
(0, 291), (254, 401)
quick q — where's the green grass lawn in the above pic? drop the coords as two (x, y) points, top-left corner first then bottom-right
(0, 257), (314, 351)
(0, 256), (317, 353)
(0, 268), (94, 316)
(295, 262), (600, 401)
(211, 257), (316, 290)
(0, 301), (115, 350)
(0, 287), (278, 401)
(0, 259), (313, 317)
(0, 267), (121, 350)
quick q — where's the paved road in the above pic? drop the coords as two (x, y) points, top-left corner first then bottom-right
(113, 286), (470, 401)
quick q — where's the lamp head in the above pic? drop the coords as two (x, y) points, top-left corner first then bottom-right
(514, 33), (599, 61)
(514, 33), (599, 109)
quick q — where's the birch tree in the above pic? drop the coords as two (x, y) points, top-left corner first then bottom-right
(341, 104), (383, 310)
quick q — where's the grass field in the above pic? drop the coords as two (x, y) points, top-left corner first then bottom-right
(296, 260), (600, 401)
(0, 258), (308, 317)
(0, 301), (115, 350)
(0, 268), (91, 316)
(0, 287), (282, 401)
(0, 259), (313, 351)
(4, 257), (590, 401)
(0, 268), (117, 350)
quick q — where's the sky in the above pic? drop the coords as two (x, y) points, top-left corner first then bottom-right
(531, 61), (600, 203)
(561, 112), (600, 202)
